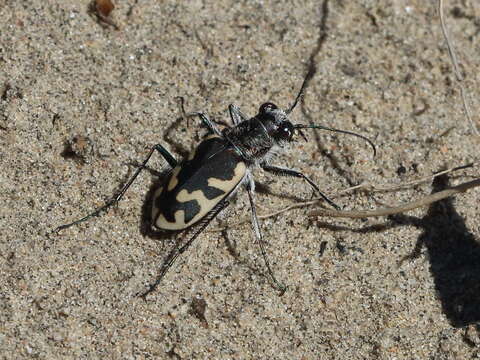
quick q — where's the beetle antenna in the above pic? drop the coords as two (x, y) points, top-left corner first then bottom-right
(285, 76), (309, 114)
(297, 127), (309, 142)
(295, 124), (377, 157)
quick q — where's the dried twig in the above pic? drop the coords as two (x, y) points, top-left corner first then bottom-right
(309, 178), (480, 218)
(438, 0), (479, 135)
(208, 164), (474, 231)
(361, 163), (473, 192)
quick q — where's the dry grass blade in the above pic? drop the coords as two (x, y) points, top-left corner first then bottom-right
(208, 163), (475, 232)
(438, 0), (479, 135)
(309, 178), (480, 218)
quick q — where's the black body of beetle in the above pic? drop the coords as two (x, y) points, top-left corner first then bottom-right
(55, 77), (375, 296)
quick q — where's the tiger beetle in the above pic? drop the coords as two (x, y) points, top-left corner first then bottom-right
(55, 76), (376, 296)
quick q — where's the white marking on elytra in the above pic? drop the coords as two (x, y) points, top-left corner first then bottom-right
(155, 162), (247, 230)
(208, 176), (240, 192)
(167, 166), (182, 191)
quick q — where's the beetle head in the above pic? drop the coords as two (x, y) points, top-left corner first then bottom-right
(256, 102), (295, 143)
(256, 77), (377, 157)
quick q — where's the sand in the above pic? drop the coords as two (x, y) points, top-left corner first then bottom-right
(1, 0), (479, 358)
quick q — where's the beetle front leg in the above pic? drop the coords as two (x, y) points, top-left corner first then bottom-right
(261, 164), (341, 210)
(54, 144), (177, 233)
(245, 176), (287, 295)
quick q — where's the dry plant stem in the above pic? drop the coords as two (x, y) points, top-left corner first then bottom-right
(207, 163), (474, 232)
(309, 178), (480, 219)
(368, 163), (473, 192)
(438, 0), (479, 135)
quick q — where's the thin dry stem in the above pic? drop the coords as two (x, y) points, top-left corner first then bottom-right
(309, 178), (480, 218)
(438, 0), (479, 135)
(208, 164), (474, 232)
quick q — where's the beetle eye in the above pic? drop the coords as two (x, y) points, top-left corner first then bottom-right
(259, 102), (278, 114)
(275, 121), (294, 141)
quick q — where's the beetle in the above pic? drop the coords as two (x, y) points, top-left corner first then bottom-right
(55, 76), (376, 296)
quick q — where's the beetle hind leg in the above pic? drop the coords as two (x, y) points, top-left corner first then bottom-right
(139, 199), (230, 298)
(54, 144), (177, 233)
(246, 177), (287, 295)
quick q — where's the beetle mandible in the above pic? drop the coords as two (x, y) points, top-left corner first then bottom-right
(55, 76), (376, 296)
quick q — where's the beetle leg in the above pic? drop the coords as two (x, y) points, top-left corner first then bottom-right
(228, 104), (248, 126)
(54, 144), (177, 233)
(194, 112), (223, 136)
(176, 96), (223, 136)
(139, 200), (230, 298)
(245, 176), (287, 295)
(261, 164), (341, 210)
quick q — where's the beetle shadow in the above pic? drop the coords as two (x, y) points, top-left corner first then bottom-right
(298, 6), (480, 326)
(135, 165), (174, 241)
(317, 173), (480, 328)
(162, 114), (191, 159)
(123, 160), (171, 241)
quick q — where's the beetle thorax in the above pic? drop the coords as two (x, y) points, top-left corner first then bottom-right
(223, 105), (294, 164)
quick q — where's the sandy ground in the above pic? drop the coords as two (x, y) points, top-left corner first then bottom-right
(1, 0), (480, 358)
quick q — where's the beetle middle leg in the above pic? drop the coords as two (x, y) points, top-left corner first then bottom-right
(139, 199), (230, 298)
(54, 144), (177, 233)
(261, 164), (341, 210)
(245, 175), (287, 295)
